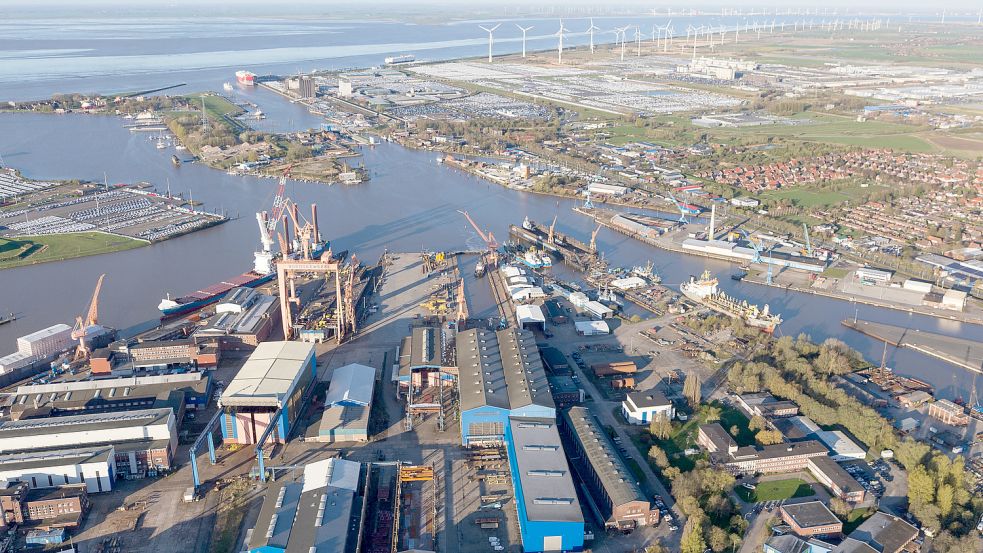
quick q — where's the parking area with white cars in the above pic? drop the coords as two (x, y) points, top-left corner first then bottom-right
(0, 184), (225, 242)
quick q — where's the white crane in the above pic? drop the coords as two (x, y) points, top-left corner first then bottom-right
(515, 24), (534, 58)
(587, 19), (600, 53)
(478, 24), (500, 63)
(555, 19), (568, 64)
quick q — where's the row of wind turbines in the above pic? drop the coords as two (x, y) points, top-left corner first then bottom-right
(478, 16), (902, 65)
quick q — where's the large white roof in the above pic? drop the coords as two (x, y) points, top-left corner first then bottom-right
(516, 304), (546, 325)
(221, 341), (314, 408)
(302, 457), (360, 493)
(323, 363), (375, 407)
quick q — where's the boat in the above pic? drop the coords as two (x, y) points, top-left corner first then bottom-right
(474, 258), (486, 278)
(631, 260), (661, 283)
(171, 155), (181, 166)
(0, 313), (16, 326)
(175, 144), (187, 151)
(236, 70), (257, 86)
(384, 54), (415, 65)
(509, 216), (596, 269)
(517, 247), (552, 270)
(155, 138), (167, 149)
(680, 270), (782, 333)
(223, 82), (234, 92)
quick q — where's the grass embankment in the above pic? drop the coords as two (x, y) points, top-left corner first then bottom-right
(0, 232), (145, 270)
(209, 478), (252, 553)
(181, 93), (247, 133)
(735, 478), (815, 503)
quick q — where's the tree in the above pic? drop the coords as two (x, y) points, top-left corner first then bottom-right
(663, 466), (681, 481)
(829, 497), (851, 517)
(748, 415), (767, 432)
(649, 445), (670, 469)
(907, 465), (936, 506)
(645, 545), (669, 553)
(729, 425), (739, 438)
(755, 430), (784, 446)
(680, 520), (707, 553)
(703, 404), (722, 422)
(649, 414), (672, 441)
(683, 373), (702, 406)
(936, 483), (954, 518)
(729, 533), (743, 553)
(708, 526), (729, 553)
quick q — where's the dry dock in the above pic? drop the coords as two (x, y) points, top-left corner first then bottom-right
(842, 319), (983, 374)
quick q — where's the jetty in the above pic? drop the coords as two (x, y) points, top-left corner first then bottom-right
(842, 319), (983, 374)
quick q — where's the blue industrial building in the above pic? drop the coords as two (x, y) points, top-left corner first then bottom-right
(457, 328), (583, 552)
(219, 341), (316, 445)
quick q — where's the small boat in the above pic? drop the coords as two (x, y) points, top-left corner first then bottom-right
(175, 145), (187, 151)
(0, 313), (16, 326)
(171, 155), (181, 166)
(223, 82), (234, 92)
(155, 139), (167, 149)
(474, 259), (486, 278)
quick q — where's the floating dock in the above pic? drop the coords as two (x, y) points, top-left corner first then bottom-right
(508, 218), (597, 271)
(842, 319), (983, 374)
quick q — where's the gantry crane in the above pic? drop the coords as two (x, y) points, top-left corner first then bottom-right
(267, 164), (293, 235)
(72, 273), (105, 360)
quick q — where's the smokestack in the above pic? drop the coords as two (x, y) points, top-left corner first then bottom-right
(709, 204), (716, 239)
(311, 204), (319, 245)
(282, 214), (291, 253)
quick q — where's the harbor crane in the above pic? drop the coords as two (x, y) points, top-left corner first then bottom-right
(72, 273), (105, 361)
(738, 228), (764, 264)
(589, 223), (602, 254)
(547, 215), (557, 245)
(266, 164), (294, 235)
(802, 222), (813, 256)
(459, 210), (499, 266)
(667, 191), (689, 223)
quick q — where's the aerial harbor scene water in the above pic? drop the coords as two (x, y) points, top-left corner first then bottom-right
(0, 1), (982, 552)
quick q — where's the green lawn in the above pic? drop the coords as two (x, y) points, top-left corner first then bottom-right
(822, 267), (850, 279)
(0, 232), (145, 270)
(183, 93), (247, 132)
(735, 478), (815, 503)
(843, 508), (874, 534)
(716, 403), (756, 447)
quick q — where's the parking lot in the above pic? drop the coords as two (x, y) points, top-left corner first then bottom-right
(0, 183), (225, 242)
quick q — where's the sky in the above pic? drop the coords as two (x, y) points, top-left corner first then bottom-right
(6, 0), (983, 11)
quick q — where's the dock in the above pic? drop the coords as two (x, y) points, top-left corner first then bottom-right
(842, 319), (983, 374)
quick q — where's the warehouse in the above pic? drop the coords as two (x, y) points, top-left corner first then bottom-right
(0, 446), (116, 494)
(814, 430), (866, 461)
(395, 326), (449, 396)
(928, 399), (970, 426)
(220, 341), (316, 445)
(8, 372), (210, 421)
(574, 320), (609, 336)
(539, 347), (570, 374)
(587, 182), (628, 196)
(247, 457), (363, 553)
(0, 408), (176, 456)
(856, 267), (893, 283)
(591, 361), (636, 377)
(311, 363), (376, 443)
(506, 418), (584, 552)
(561, 406), (658, 531)
(456, 328), (555, 446)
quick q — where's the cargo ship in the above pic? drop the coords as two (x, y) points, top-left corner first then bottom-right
(680, 270), (782, 333)
(236, 70), (257, 86)
(509, 216), (596, 270)
(384, 54), (415, 65)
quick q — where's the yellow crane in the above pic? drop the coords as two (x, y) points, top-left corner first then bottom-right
(589, 223), (602, 254)
(547, 215), (557, 245)
(72, 273), (105, 361)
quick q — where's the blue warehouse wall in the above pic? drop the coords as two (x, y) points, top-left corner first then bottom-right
(459, 406), (509, 446)
(505, 424), (584, 552)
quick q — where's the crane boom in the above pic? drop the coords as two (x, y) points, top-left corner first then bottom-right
(590, 223), (602, 253)
(548, 215), (557, 244)
(267, 165), (294, 233)
(458, 210), (498, 250)
(85, 274), (105, 328)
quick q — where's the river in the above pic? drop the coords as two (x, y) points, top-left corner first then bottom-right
(0, 111), (980, 401)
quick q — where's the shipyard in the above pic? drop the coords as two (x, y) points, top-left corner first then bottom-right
(1, 3), (983, 553)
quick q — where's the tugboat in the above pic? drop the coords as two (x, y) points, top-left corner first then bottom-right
(474, 258), (486, 278)
(680, 270), (782, 333)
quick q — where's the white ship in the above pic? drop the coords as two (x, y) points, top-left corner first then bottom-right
(680, 270), (782, 333)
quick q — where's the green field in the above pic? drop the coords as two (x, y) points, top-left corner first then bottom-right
(735, 478), (816, 503)
(755, 188), (854, 208)
(0, 233), (145, 270)
(183, 93), (247, 132)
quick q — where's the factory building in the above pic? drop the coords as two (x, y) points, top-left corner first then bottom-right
(456, 328), (555, 446)
(247, 458), (363, 553)
(681, 239), (826, 272)
(928, 399), (970, 426)
(0, 447), (116, 494)
(195, 287), (280, 348)
(7, 372), (210, 421)
(219, 341), (316, 445)
(506, 418), (584, 552)
(0, 409), (176, 459)
(17, 324), (74, 359)
(561, 406), (658, 531)
(395, 326), (450, 396)
(813, 430), (866, 462)
(311, 363), (376, 443)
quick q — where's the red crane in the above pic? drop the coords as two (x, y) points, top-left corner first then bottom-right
(458, 210), (497, 251)
(266, 164), (294, 234)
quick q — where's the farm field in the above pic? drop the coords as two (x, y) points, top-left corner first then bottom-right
(0, 232), (144, 270)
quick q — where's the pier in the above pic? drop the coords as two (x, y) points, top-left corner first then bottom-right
(842, 319), (983, 374)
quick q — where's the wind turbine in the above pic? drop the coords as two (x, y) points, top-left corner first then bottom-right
(634, 26), (642, 57)
(478, 24), (500, 63)
(616, 26), (630, 61)
(662, 20), (673, 52)
(515, 24), (534, 58)
(587, 19), (600, 53)
(555, 19), (568, 64)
